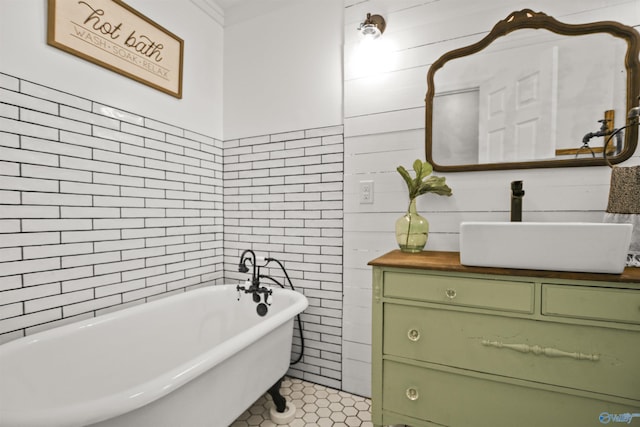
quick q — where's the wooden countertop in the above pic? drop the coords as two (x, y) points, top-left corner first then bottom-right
(368, 250), (640, 284)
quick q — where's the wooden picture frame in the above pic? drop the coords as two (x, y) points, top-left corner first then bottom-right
(47, 0), (184, 98)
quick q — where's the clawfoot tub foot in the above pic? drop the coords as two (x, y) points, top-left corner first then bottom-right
(267, 377), (286, 412)
(267, 377), (297, 424)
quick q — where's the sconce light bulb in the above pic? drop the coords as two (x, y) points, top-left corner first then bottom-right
(358, 13), (386, 39)
(361, 25), (381, 39)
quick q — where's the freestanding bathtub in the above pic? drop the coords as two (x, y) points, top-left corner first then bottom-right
(0, 284), (308, 427)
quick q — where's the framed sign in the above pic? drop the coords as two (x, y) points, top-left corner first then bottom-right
(47, 0), (184, 98)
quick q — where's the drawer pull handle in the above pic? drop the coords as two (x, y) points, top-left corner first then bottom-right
(407, 328), (420, 342)
(481, 339), (600, 361)
(406, 387), (419, 401)
(445, 288), (457, 299)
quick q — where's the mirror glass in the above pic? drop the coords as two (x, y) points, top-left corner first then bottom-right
(426, 10), (640, 171)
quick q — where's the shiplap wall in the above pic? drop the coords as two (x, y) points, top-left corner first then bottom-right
(342, 0), (640, 396)
(0, 73), (224, 343)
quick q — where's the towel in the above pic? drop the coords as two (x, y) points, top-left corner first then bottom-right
(604, 165), (640, 266)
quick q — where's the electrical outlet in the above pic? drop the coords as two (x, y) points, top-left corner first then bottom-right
(359, 180), (374, 204)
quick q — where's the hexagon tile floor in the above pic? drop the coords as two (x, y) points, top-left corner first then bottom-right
(230, 376), (374, 427)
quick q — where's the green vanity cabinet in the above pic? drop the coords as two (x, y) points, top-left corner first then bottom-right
(369, 251), (640, 427)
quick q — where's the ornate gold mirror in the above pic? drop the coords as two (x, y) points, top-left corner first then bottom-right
(425, 9), (640, 172)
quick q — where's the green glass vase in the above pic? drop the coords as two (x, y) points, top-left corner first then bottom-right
(395, 198), (429, 253)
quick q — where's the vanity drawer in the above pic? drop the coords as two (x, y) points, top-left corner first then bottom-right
(382, 360), (640, 427)
(383, 304), (640, 400)
(383, 271), (533, 313)
(542, 284), (640, 324)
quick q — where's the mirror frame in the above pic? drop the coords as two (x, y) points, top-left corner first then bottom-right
(425, 9), (640, 172)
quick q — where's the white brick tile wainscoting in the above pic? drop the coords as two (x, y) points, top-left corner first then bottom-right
(0, 73), (346, 393)
(0, 73), (224, 343)
(223, 126), (344, 389)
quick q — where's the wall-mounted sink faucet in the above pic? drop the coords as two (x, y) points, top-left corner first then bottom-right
(579, 114), (624, 158)
(582, 118), (612, 145)
(578, 119), (610, 158)
(511, 181), (524, 222)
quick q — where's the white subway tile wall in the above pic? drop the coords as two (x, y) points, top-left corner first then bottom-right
(0, 72), (346, 391)
(0, 73), (224, 343)
(223, 126), (344, 389)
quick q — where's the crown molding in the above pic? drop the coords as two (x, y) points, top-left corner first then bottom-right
(190, 0), (225, 26)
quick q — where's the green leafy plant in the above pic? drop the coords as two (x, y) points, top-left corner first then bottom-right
(397, 159), (452, 201)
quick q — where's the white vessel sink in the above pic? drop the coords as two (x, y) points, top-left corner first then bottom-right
(460, 222), (633, 274)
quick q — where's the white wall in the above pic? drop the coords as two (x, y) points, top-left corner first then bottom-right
(0, 0), (225, 342)
(223, 0), (344, 140)
(342, 0), (640, 397)
(0, 0), (223, 138)
(222, 0), (346, 389)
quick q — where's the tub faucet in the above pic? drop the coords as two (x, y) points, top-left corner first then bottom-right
(511, 181), (524, 222)
(237, 250), (272, 314)
(238, 249), (260, 288)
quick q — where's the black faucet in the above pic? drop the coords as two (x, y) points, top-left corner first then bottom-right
(582, 119), (611, 145)
(510, 181), (524, 222)
(237, 249), (272, 314)
(238, 249), (260, 288)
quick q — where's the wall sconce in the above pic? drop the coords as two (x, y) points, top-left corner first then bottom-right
(603, 96), (640, 165)
(358, 13), (386, 40)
